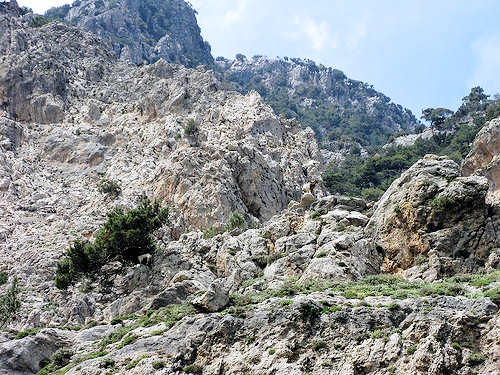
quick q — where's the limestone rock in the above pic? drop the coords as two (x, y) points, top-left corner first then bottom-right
(462, 117), (500, 205)
(366, 155), (500, 274)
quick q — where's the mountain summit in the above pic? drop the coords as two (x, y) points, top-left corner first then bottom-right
(46, 0), (214, 67)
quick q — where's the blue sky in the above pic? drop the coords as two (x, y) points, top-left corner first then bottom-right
(18, 0), (500, 118)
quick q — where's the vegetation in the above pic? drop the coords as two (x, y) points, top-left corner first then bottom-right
(152, 360), (166, 370)
(203, 211), (246, 238)
(55, 198), (168, 289)
(97, 179), (122, 198)
(323, 87), (500, 200)
(29, 16), (54, 28)
(183, 364), (203, 374)
(0, 277), (21, 328)
(467, 353), (486, 365)
(37, 349), (74, 375)
(184, 119), (199, 137)
(0, 271), (7, 285)
(15, 328), (40, 339)
(224, 272), (500, 314)
(218, 57), (418, 148)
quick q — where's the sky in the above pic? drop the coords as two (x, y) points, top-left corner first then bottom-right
(16, 0), (500, 118)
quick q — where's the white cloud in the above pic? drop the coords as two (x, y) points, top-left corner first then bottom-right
(289, 16), (337, 52)
(469, 35), (500, 95)
(224, 0), (248, 25)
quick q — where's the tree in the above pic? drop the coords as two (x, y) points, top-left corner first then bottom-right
(462, 86), (489, 105)
(0, 277), (21, 328)
(421, 107), (453, 129)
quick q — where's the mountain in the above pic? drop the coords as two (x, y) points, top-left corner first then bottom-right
(0, 2), (499, 375)
(216, 56), (420, 155)
(41, 1), (419, 157)
(45, 0), (214, 67)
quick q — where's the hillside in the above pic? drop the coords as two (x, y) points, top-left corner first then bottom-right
(216, 56), (420, 154)
(40, 1), (420, 156)
(0, 1), (499, 375)
(323, 87), (500, 200)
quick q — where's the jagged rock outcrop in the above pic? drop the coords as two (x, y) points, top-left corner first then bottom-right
(45, 0), (213, 67)
(462, 117), (500, 205)
(366, 155), (500, 279)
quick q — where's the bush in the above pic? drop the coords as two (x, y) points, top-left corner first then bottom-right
(407, 344), (417, 354)
(184, 119), (199, 137)
(0, 277), (21, 328)
(55, 199), (168, 289)
(183, 364), (203, 374)
(152, 360), (166, 370)
(15, 328), (39, 339)
(0, 271), (7, 285)
(467, 353), (486, 365)
(29, 16), (53, 28)
(97, 179), (121, 198)
(227, 211), (245, 231)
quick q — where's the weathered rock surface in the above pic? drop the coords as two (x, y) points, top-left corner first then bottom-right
(366, 154), (500, 278)
(45, 0), (213, 67)
(462, 117), (500, 205)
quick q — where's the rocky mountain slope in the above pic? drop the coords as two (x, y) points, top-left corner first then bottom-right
(216, 56), (419, 156)
(44, 0), (213, 67)
(40, 0), (420, 159)
(0, 2), (499, 375)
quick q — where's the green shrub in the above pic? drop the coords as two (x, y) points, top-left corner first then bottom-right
(407, 344), (417, 354)
(0, 271), (7, 285)
(110, 317), (123, 325)
(227, 211), (245, 231)
(16, 328), (40, 339)
(116, 333), (138, 349)
(184, 119), (199, 137)
(55, 199), (168, 289)
(51, 348), (74, 368)
(183, 364), (203, 374)
(0, 277), (21, 328)
(152, 360), (166, 369)
(483, 286), (500, 304)
(29, 16), (53, 28)
(97, 179), (122, 198)
(312, 340), (328, 351)
(126, 354), (150, 369)
(467, 353), (486, 365)
(268, 348), (276, 355)
(451, 342), (461, 350)
(100, 358), (116, 368)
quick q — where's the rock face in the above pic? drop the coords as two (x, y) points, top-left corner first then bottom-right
(462, 117), (500, 205)
(45, 0), (213, 67)
(366, 155), (500, 278)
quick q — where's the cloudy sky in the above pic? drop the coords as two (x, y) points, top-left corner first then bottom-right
(17, 0), (500, 117)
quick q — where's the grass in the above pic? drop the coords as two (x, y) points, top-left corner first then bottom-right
(407, 344), (417, 354)
(126, 354), (150, 370)
(312, 340), (328, 351)
(224, 271), (500, 314)
(152, 360), (166, 370)
(99, 303), (195, 350)
(16, 328), (40, 339)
